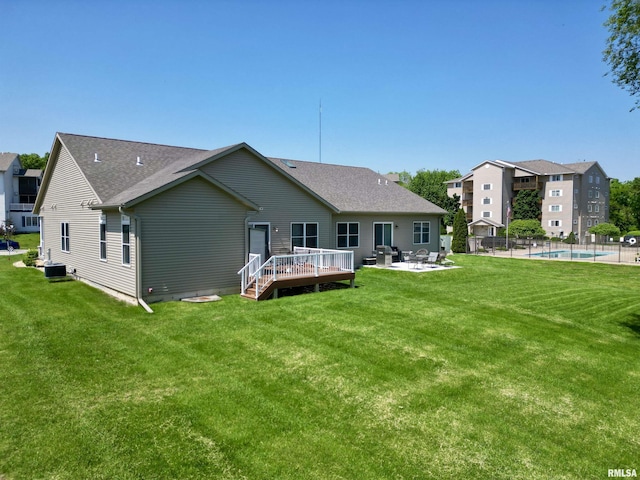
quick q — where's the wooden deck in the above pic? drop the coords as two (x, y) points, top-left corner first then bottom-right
(239, 248), (355, 301)
(241, 269), (355, 301)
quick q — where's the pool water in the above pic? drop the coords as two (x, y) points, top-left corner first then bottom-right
(530, 250), (613, 259)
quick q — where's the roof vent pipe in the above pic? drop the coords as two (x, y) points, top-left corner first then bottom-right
(94, 153), (100, 162)
(136, 156), (143, 166)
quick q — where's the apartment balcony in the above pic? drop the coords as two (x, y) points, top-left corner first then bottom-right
(10, 203), (35, 212)
(513, 179), (541, 191)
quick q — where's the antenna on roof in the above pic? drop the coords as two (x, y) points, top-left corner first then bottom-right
(136, 156), (143, 166)
(319, 99), (322, 164)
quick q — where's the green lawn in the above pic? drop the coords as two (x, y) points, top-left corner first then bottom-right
(1, 253), (639, 479)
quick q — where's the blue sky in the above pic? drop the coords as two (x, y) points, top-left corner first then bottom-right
(1, 0), (638, 181)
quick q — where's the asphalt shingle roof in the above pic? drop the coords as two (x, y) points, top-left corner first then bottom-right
(268, 157), (447, 214)
(0, 153), (18, 171)
(51, 133), (446, 215)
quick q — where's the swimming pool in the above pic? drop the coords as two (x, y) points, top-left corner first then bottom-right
(529, 250), (614, 259)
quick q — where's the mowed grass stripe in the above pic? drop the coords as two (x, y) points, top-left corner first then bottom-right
(1, 249), (639, 479)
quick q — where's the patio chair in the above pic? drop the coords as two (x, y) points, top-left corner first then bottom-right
(437, 251), (455, 267)
(412, 249), (428, 269)
(424, 252), (439, 268)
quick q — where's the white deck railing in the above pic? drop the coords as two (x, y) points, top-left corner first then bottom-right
(238, 248), (354, 300)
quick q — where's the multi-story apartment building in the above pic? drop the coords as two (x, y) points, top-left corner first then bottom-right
(0, 153), (43, 233)
(446, 159), (609, 243)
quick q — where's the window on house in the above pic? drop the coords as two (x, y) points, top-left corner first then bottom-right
(291, 222), (318, 248)
(550, 205), (561, 212)
(121, 215), (131, 266)
(482, 183), (492, 190)
(573, 219), (578, 225)
(595, 191), (600, 198)
(482, 197), (491, 205)
(588, 205), (593, 212)
(550, 175), (562, 182)
(413, 221), (430, 244)
(588, 190), (593, 198)
(589, 175), (593, 183)
(454, 182), (462, 188)
(99, 214), (107, 261)
(587, 219), (592, 227)
(337, 222), (359, 248)
(549, 220), (561, 227)
(594, 220), (599, 225)
(482, 211), (491, 218)
(596, 176), (600, 184)
(61, 222), (70, 252)
(550, 190), (562, 197)
(595, 204), (600, 213)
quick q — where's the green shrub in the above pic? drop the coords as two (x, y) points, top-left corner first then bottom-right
(23, 249), (39, 267)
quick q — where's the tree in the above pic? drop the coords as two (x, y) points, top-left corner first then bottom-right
(451, 208), (468, 253)
(589, 222), (621, 241)
(609, 178), (637, 232)
(408, 169), (461, 227)
(506, 219), (546, 239)
(512, 189), (541, 220)
(20, 152), (49, 170)
(603, 0), (640, 111)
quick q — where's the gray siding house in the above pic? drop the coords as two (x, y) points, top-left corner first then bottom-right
(34, 133), (445, 304)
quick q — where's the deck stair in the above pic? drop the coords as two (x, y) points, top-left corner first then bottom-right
(238, 248), (355, 301)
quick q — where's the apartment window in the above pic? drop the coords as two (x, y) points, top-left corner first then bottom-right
(453, 182), (462, 188)
(550, 189), (562, 197)
(588, 190), (593, 198)
(594, 220), (599, 225)
(61, 222), (70, 252)
(595, 204), (600, 213)
(99, 215), (107, 261)
(482, 211), (491, 218)
(291, 222), (318, 248)
(413, 221), (430, 244)
(587, 219), (592, 227)
(549, 205), (562, 212)
(589, 175), (593, 184)
(121, 215), (131, 266)
(482, 183), (492, 190)
(550, 175), (562, 182)
(22, 216), (39, 228)
(596, 176), (600, 185)
(336, 222), (359, 248)
(482, 197), (491, 205)
(549, 220), (562, 227)
(574, 203), (578, 209)
(595, 191), (600, 198)
(588, 205), (593, 213)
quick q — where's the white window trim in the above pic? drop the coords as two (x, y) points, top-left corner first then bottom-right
(291, 222), (319, 249)
(336, 222), (360, 249)
(482, 197), (492, 205)
(121, 215), (131, 267)
(413, 221), (431, 245)
(550, 189), (562, 197)
(482, 211), (492, 218)
(61, 222), (70, 253)
(549, 205), (562, 212)
(482, 183), (492, 191)
(99, 214), (107, 261)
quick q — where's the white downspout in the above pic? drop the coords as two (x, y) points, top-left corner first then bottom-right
(119, 206), (153, 313)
